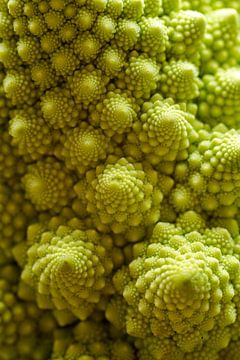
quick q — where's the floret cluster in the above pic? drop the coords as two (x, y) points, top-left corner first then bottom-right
(2, 0), (240, 359)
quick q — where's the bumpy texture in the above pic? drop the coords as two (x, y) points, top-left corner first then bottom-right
(75, 157), (163, 241)
(21, 222), (113, 325)
(51, 320), (135, 359)
(2, 0), (240, 358)
(108, 214), (240, 357)
(131, 94), (200, 164)
(0, 263), (56, 360)
(22, 157), (75, 212)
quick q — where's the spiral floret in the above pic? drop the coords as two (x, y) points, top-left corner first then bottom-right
(81, 157), (163, 241)
(137, 16), (169, 57)
(96, 46), (125, 77)
(114, 19), (140, 50)
(118, 52), (160, 98)
(110, 217), (240, 354)
(9, 108), (53, 160)
(90, 90), (137, 136)
(159, 60), (201, 100)
(133, 95), (198, 164)
(69, 65), (108, 108)
(21, 226), (113, 323)
(3, 67), (40, 105)
(41, 86), (80, 129)
(200, 129), (240, 176)
(74, 32), (101, 64)
(167, 10), (206, 61)
(22, 157), (75, 212)
(198, 68), (240, 128)
(59, 122), (110, 174)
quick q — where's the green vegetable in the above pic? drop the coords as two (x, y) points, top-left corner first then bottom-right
(2, 0), (240, 358)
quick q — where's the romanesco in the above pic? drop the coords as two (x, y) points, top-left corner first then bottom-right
(2, 0), (240, 358)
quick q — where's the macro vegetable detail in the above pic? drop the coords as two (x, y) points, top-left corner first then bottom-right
(2, 0), (240, 359)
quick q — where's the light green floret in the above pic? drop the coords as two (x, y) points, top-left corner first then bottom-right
(110, 218), (240, 354)
(51, 46), (79, 76)
(113, 19), (140, 50)
(74, 32), (101, 64)
(17, 36), (42, 64)
(58, 122), (110, 174)
(0, 263), (56, 360)
(106, 0), (123, 18)
(86, 0), (108, 13)
(31, 60), (58, 89)
(199, 129), (240, 176)
(3, 67), (40, 105)
(117, 52), (160, 99)
(28, 14), (46, 37)
(44, 10), (64, 31)
(198, 68), (240, 128)
(158, 60), (201, 100)
(133, 95), (199, 164)
(41, 86), (81, 129)
(90, 90), (137, 136)
(76, 157), (163, 241)
(137, 17), (169, 58)
(201, 9), (239, 74)
(176, 210), (206, 234)
(142, 0), (163, 16)
(122, 0), (144, 19)
(13, 16), (29, 37)
(168, 128), (240, 216)
(22, 157), (75, 212)
(69, 65), (108, 108)
(7, 0), (24, 18)
(202, 227), (235, 255)
(169, 183), (199, 212)
(58, 22), (77, 43)
(96, 46), (125, 77)
(74, 8), (97, 31)
(40, 31), (61, 54)
(21, 225), (113, 323)
(93, 14), (116, 42)
(166, 10), (206, 62)
(9, 108), (54, 160)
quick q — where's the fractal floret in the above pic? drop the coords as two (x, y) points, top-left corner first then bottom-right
(75, 157), (163, 241)
(20, 218), (114, 325)
(2, 0), (240, 358)
(107, 213), (240, 357)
